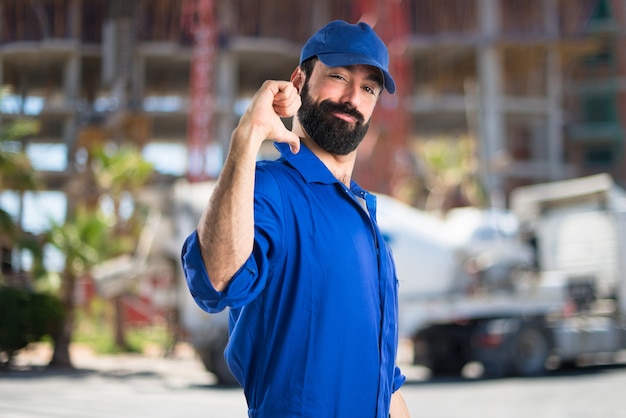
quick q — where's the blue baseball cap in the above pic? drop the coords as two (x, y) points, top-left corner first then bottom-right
(299, 20), (396, 94)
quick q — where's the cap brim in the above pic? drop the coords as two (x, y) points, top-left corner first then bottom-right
(317, 52), (396, 94)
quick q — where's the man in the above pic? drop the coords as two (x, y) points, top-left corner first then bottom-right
(181, 20), (411, 418)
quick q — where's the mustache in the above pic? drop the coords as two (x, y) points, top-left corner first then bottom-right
(318, 100), (365, 124)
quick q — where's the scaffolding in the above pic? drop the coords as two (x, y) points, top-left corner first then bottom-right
(0, 0), (622, 200)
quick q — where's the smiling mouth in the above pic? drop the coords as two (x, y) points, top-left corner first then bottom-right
(333, 112), (358, 124)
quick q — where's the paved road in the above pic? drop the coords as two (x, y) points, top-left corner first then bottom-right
(2, 344), (626, 418)
(401, 363), (626, 418)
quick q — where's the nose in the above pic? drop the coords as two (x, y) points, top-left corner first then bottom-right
(340, 83), (361, 109)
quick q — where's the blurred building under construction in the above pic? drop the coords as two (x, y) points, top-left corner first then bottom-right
(1, 0), (625, 209)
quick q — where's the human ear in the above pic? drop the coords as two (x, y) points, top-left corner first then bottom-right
(290, 67), (305, 94)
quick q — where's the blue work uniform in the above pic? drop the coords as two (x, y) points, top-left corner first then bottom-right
(181, 142), (405, 418)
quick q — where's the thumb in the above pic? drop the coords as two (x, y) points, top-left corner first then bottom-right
(273, 129), (301, 154)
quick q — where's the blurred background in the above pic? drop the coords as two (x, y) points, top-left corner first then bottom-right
(1, 0), (626, 383)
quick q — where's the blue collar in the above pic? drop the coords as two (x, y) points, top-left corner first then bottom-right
(274, 142), (338, 185)
(273, 142), (375, 216)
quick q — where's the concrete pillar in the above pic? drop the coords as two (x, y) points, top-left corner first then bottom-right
(214, 50), (237, 174)
(62, 116), (79, 156)
(131, 53), (145, 111)
(68, 0), (81, 39)
(546, 49), (563, 180)
(64, 54), (80, 104)
(63, 51), (81, 168)
(477, 0), (505, 207)
(544, 0), (563, 181)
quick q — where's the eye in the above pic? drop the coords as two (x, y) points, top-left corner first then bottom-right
(330, 73), (347, 82)
(363, 85), (376, 95)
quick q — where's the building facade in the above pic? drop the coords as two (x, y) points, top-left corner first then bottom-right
(0, 0), (623, 215)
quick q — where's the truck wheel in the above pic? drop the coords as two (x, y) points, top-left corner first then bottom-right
(421, 339), (467, 376)
(196, 332), (239, 386)
(415, 327), (470, 376)
(430, 356), (466, 376)
(508, 324), (549, 377)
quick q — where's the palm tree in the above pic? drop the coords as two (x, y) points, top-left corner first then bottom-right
(90, 145), (154, 350)
(47, 206), (111, 367)
(0, 88), (62, 365)
(45, 144), (152, 366)
(0, 86), (105, 367)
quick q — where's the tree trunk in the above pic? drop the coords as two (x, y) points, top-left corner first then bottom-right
(49, 271), (76, 368)
(114, 295), (130, 350)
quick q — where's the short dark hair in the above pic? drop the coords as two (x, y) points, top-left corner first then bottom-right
(299, 57), (318, 78)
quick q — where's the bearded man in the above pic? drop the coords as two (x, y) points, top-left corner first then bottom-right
(181, 20), (411, 418)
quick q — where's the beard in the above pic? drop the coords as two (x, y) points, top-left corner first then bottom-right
(297, 81), (370, 155)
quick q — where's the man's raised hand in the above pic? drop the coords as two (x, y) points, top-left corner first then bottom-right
(237, 80), (301, 154)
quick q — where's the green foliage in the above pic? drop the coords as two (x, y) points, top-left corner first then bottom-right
(74, 322), (170, 355)
(0, 287), (64, 365)
(90, 144), (155, 256)
(414, 135), (487, 210)
(14, 234), (47, 279)
(0, 209), (17, 240)
(417, 135), (476, 186)
(73, 298), (171, 355)
(0, 119), (40, 142)
(0, 85), (44, 280)
(48, 206), (113, 276)
(0, 87), (39, 190)
(0, 113), (41, 192)
(91, 145), (154, 196)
